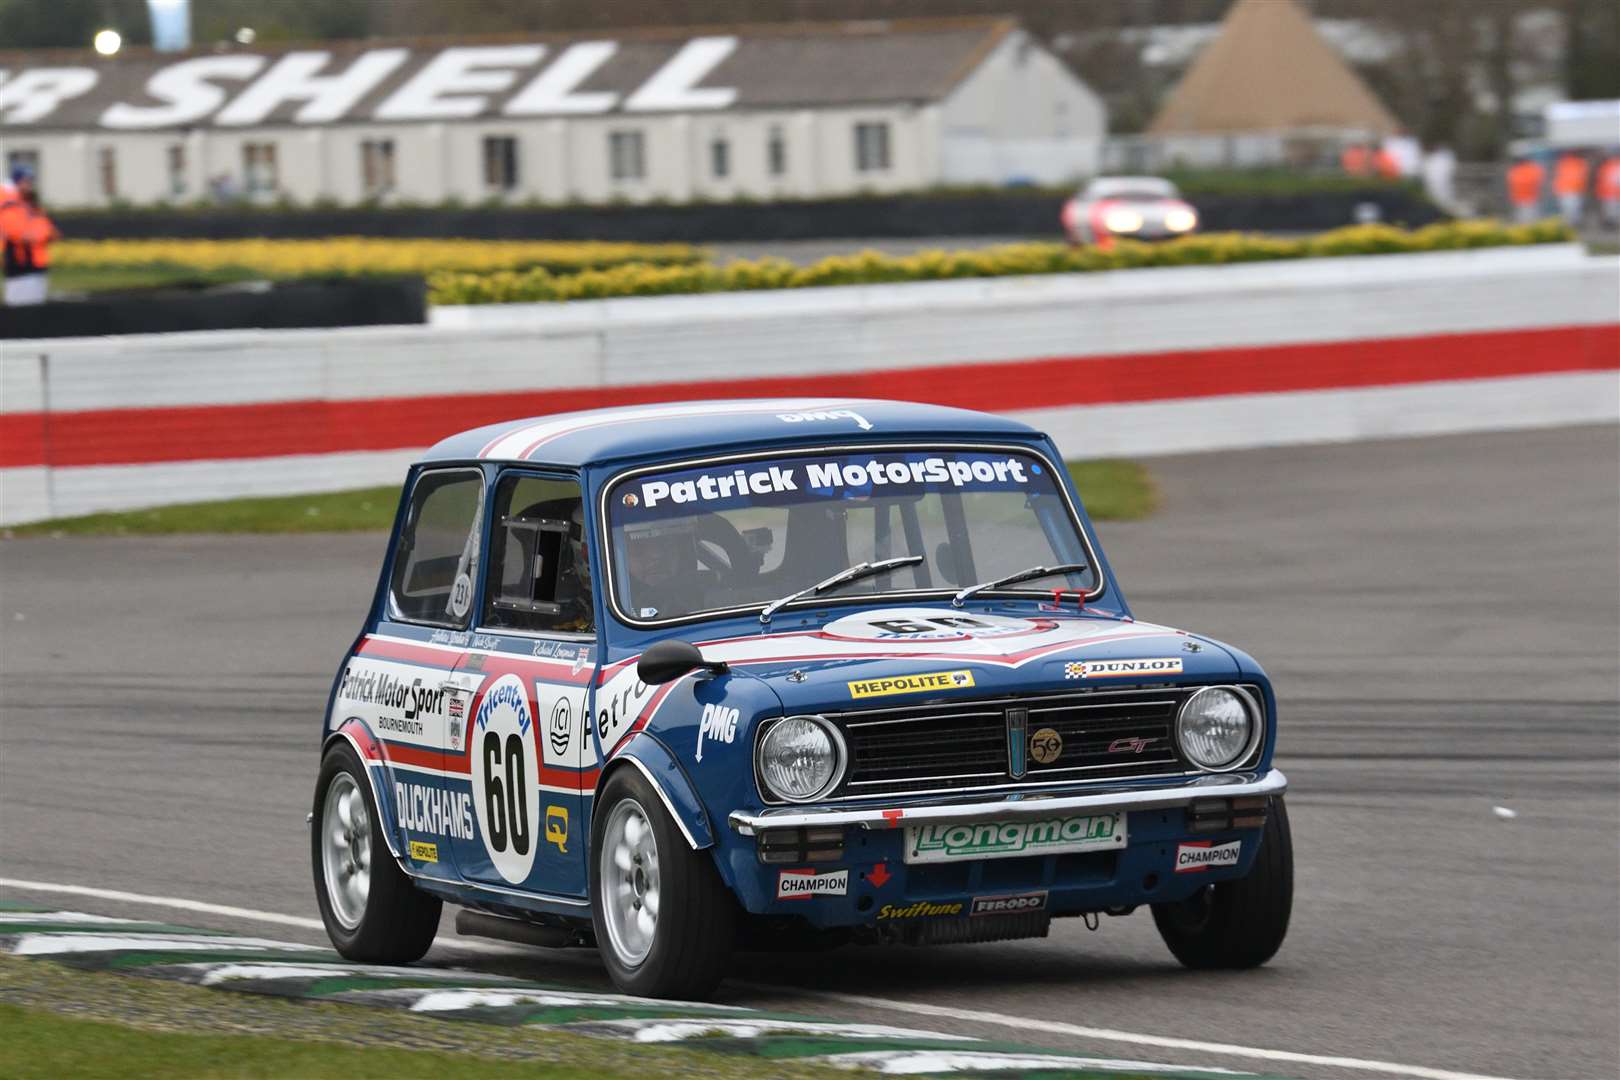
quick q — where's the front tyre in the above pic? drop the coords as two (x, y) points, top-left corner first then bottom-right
(311, 741), (440, 962)
(591, 767), (736, 999)
(1151, 796), (1293, 969)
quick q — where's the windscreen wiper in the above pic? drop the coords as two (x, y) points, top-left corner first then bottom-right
(951, 563), (1090, 608)
(759, 555), (925, 624)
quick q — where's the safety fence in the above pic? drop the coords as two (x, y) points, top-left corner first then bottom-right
(2, 244), (1615, 526)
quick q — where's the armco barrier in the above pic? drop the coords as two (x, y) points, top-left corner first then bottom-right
(2, 245), (1615, 527)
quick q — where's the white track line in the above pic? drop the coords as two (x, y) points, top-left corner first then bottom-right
(0, 877), (511, 956)
(0, 878), (1521, 1080)
(749, 987), (1522, 1080)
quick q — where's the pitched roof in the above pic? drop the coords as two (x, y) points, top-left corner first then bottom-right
(1148, 0), (1399, 135)
(0, 18), (1017, 131)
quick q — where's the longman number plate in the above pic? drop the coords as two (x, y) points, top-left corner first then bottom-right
(902, 812), (1127, 865)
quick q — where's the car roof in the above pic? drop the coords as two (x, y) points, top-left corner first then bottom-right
(421, 398), (1042, 469)
(1083, 176), (1178, 197)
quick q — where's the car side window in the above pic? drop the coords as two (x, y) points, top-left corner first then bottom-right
(483, 474), (593, 635)
(389, 470), (484, 628)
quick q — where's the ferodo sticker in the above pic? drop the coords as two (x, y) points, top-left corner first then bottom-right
(970, 891), (1047, 916)
(848, 670), (975, 699)
(777, 868), (849, 900)
(1065, 657), (1183, 679)
(471, 674), (540, 885)
(1176, 840), (1242, 872)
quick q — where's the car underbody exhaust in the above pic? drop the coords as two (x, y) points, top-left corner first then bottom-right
(454, 909), (585, 949)
(884, 911), (1051, 946)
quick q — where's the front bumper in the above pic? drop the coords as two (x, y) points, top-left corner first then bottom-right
(728, 768), (1287, 835)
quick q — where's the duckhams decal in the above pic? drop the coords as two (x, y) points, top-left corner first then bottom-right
(1066, 658), (1184, 679)
(471, 674), (540, 885)
(395, 781), (475, 841)
(904, 813), (1126, 865)
(848, 670), (975, 699)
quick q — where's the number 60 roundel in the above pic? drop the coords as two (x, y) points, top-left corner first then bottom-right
(471, 674), (540, 885)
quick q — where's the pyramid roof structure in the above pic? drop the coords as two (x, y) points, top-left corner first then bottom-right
(1148, 0), (1399, 135)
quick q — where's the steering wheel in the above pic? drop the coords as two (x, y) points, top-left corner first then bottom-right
(690, 513), (761, 585)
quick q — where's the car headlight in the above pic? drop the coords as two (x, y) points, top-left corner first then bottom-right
(1164, 207), (1198, 232)
(1103, 207), (1144, 233)
(758, 716), (844, 802)
(1176, 687), (1258, 771)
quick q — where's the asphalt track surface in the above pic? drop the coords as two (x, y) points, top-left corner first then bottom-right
(2, 425), (1616, 1080)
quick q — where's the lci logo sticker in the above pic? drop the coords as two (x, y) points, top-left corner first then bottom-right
(777, 868), (849, 900)
(1176, 839), (1242, 873)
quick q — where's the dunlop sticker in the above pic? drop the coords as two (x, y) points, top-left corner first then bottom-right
(848, 670), (975, 699)
(1065, 657), (1183, 679)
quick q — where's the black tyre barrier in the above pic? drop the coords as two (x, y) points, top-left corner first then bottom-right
(2, 275), (426, 338)
(53, 189), (1444, 244)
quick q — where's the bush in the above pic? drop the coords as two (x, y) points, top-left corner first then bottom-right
(53, 237), (704, 278)
(425, 220), (1573, 305)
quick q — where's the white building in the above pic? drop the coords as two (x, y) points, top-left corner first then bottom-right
(0, 18), (1105, 209)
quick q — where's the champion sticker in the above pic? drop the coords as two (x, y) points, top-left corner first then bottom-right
(777, 868), (850, 900)
(848, 670), (975, 699)
(1175, 840), (1242, 873)
(1065, 657), (1183, 679)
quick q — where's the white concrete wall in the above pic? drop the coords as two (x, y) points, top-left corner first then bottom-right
(3, 246), (1614, 526)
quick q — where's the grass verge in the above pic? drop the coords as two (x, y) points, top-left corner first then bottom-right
(47, 263), (264, 294)
(0, 954), (843, 1080)
(6, 460), (1157, 538)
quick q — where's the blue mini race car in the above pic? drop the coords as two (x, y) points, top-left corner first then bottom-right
(312, 399), (1291, 999)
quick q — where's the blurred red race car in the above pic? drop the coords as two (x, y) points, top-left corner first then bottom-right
(1061, 176), (1199, 246)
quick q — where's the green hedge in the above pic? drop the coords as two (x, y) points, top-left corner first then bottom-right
(427, 220), (1573, 306)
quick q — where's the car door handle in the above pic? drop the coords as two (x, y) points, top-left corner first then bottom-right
(439, 681), (475, 696)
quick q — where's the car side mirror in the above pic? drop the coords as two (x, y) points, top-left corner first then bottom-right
(637, 639), (729, 685)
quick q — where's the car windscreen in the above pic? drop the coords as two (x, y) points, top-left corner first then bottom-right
(604, 448), (1096, 624)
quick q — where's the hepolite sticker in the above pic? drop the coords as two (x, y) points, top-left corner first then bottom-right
(471, 675), (539, 885)
(1176, 840), (1242, 872)
(1066, 657), (1183, 679)
(848, 670), (975, 699)
(408, 840), (438, 864)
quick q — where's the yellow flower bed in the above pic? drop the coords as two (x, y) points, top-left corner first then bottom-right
(53, 237), (702, 277)
(427, 220), (1574, 305)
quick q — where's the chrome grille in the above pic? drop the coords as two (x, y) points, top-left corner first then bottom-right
(832, 687), (1195, 800)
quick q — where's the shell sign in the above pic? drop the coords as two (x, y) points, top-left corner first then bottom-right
(0, 36), (739, 128)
